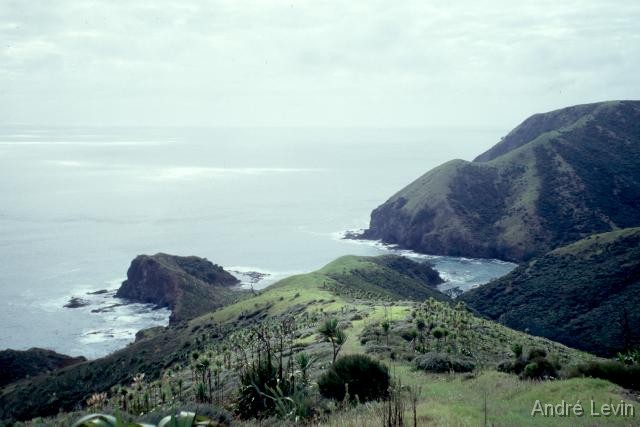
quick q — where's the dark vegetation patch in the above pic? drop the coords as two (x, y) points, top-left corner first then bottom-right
(318, 354), (390, 403)
(0, 349), (86, 388)
(533, 144), (610, 245)
(462, 228), (640, 356)
(413, 352), (475, 373)
(567, 360), (640, 391)
(497, 345), (560, 380)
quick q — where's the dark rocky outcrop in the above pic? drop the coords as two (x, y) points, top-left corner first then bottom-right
(116, 253), (242, 323)
(461, 227), (640, 357)
(0, 348), (86, 388)
(362, 100), (640, 262)
(63, 297), (90, 308)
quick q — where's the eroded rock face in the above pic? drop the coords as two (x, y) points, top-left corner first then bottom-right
(363, 101), (640, 262)
(0, 348), (86, 387)
(116, 253), (241, 323)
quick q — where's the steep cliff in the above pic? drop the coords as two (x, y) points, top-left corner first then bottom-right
(116, 253), (242, 323)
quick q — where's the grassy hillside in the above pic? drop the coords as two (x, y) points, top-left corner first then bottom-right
(473, 101), (611, 162)
(461, 227), (640, 357)
(362, 100), (640, 262)
(317, 255), (447, 302)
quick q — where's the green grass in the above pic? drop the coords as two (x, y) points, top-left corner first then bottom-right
(308, 368), (639, 426)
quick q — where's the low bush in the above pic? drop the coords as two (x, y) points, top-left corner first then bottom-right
(522, 358), (557, 379)
(318, 354), (390, 403)
(498, 346), (559, 380)
(237, 358), (291, 419)
(566, 360), (640, 390)
(527, 348), (547, 360)
(617, 349), (640, 366)
(413, 352), (475, 373)
(365, 343), (393, 354)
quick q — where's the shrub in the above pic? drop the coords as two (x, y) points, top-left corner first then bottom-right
(237, 358), (292, 419)
(400, 328), (417, 342)
(365, 343), (393, 355)
(413, 352), (475, 373)
(566, 360), (640, 390)
(617, 348), (640, 366)
(527, 348), (547, 360)
(497, 360), (514, 373)
(511, 343), (523, 358)
(522, 358), (558, 379)
(318, 354), (390, 403)
(432, 328), (446, 340)
(499, 347), (559, 380)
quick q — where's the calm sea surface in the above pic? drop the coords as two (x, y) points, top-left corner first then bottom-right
(0, 126), (515, 358)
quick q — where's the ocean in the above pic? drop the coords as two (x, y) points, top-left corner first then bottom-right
(0, 126), (515, 359)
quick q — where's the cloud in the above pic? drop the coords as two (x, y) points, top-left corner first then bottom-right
(1, 0), (639, 128)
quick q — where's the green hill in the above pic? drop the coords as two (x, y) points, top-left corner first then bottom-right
(362, 100), (640, 261)
(317, 255), (447, 302)
(461, 227), (640, 356)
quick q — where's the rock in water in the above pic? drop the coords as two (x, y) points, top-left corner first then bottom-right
(116, 253), (242, 323)
(362, 100), (640, 262)
(63, 297), (90, 308)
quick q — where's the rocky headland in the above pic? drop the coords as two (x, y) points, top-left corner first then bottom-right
(115, 253), (243, 323)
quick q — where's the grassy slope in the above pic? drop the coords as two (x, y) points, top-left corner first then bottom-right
(364, 100), (640, 262)
(5, 254), (639, 425)
(322, 370), (639, 426)
(461, 227), (640, 357)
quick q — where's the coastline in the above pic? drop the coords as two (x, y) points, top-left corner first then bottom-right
(337, 228), (517, 295)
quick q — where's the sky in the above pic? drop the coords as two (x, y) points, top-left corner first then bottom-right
(1, 0), (639, 128)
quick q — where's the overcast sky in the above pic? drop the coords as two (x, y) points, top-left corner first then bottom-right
(1, 0), (639, 128)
